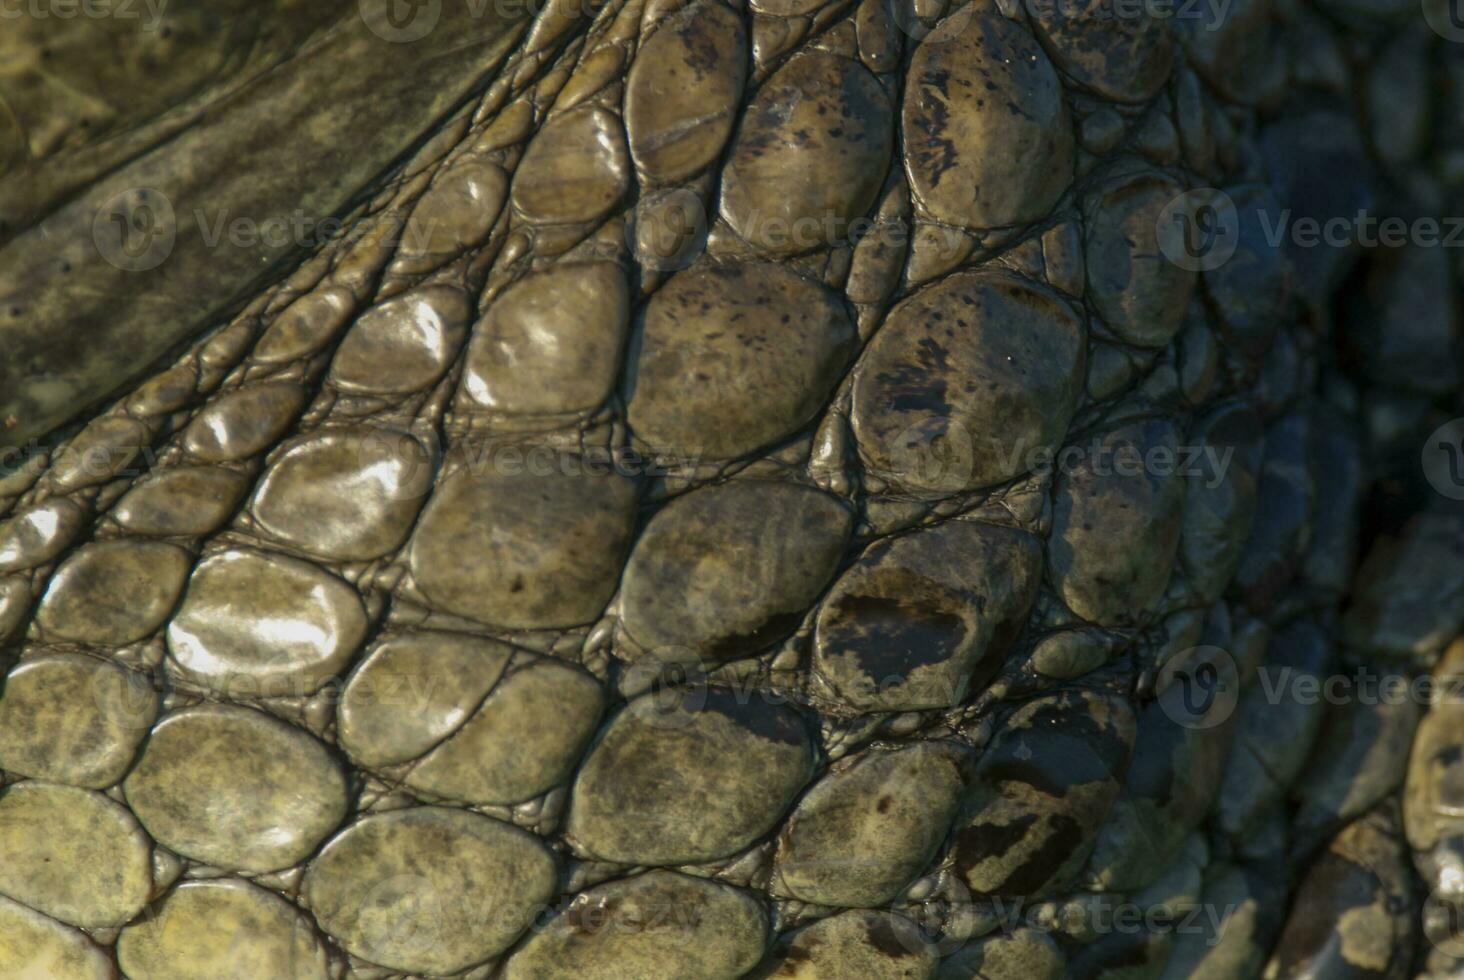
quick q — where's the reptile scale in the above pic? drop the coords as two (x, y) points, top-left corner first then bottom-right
(0, 0), (1462, 976)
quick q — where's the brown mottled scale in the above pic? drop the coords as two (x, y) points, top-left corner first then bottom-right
(0, 0), (1460, 977)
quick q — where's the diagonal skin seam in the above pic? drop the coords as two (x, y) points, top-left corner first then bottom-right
(0, 1), (542, 457)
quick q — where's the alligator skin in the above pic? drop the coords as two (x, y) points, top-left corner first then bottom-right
(0, 1), (1462, 978)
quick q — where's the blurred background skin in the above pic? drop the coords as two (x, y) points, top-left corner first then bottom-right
(0, 0), (529, 456)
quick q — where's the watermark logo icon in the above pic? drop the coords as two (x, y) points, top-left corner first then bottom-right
(88, 661), (161, 733)
(893, 877), (978, 958)
(1423, 0), (1464, 42)
(877, 416), (976, 495)
(1156, 646), (1239, 730)
(620, 648), (709, 731)
(93, 187), (176, 272)
(354, 426), (440, 503)
(360, 0), (441, 42)
(1423, 418), (1464, 501)
(627, 188), (709, 274)
(350, 874), (445, 961)
(1157, 188), (1240, 272)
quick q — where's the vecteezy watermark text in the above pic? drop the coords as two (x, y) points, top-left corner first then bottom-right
(1255, 667), (1464, 708)
(1003, 437), (1234, 487)
(91, 188), (445, 272)
(191, 209), (422, 251)
(0, 0), (167, 29)
(1257, 209), (1464, 250)
(1158, 187), (1464, 273)
(865, 416), (1238, 497)
(1423, 418), (1464, 501)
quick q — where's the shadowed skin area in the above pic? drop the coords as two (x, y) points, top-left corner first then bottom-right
(0, 0), (1461, 978)
(0, 1), (532, 451)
